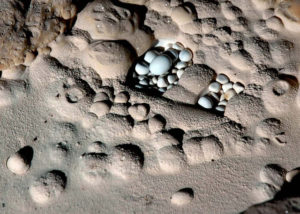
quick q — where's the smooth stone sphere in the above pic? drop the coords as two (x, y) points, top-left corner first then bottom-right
(216, 105), (225, 112)
(172, 42), (184, 50)
(216, 74), (229, 84)
(167, 74), (177, 84)
(220, 94), (225, 101)
(159, 88), (166, 93)
(135, 63), (149, 75)
(157, 77), (168, 88)
(233, 82), (245, 94)
(198, 96), (213, 109)
(152, 77), (158, 84)
(177, 69), (184, 78)
(222, 82), (233, 92)
(175, 61), (187, 69)
(208, 82), (221, 93)
(144, 50), (159, 63)
(219, 100), (228, 106)
(179, 49), (193, 62)
(149, 55), (172, 75)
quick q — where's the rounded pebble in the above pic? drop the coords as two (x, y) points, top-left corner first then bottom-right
(90, 101), (111, 117)
(128, 104), (149, 121)
(167, 85), (173, 90)
(176, 69), (184, 78)
(224, 89), (237, 100)
(94, 92), (109, 102)
(171, 188), (194, 206)
(149, 55), (172, 75)
(198, 96), (213, 109)
(219, 100), (228, 106)
(233, 82), (245, 94)
(139, 79), (148, 86)
(135, 62), (149, 75)
(208, 82), (221, 93)
(159, 88), (167, 93)
(172, 42), (184, 50)
(167, 74), (177, 84)
(144, 50), (159, 64)
(6, 146), (33, 175)
(114, 92), (129, 104)
(29, 170), (67, 205)
(152, 77), (158, 84)
(220, 93), (225, 101)
(135, 84), (143, 89)
(157, 77), (168, 88)
(216, 74), (229, 84)
(179, 49), (193, 62)
(148, 115), (166, 133)
(175, 61), (187, 69)
(222, 82), (233, 92)
(216, 105), (225, 112)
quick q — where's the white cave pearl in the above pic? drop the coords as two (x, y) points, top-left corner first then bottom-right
(198, 96), (213, 109)
(144, 50), (159, 64)
(179, 49), (193, 62)
(135, 63), (149, 75)
(216, 74), (229, 84)
(149, 55), (172, 75)
(208, 82), (221, 93)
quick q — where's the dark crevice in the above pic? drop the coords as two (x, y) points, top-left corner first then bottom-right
(17, 146), (34, 165)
